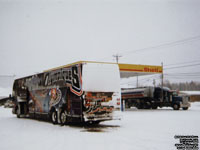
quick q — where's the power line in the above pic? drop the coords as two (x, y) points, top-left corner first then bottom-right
(165, 72), (200, 75)
(164, 72), (200, 76)
(165, 60), (200, 67)
(165, 75), (200, 77)
(121, 78), (161, 86)
(121, 35), (200, 56)
(164, 63), (200, 70)
(120, 74), (160, 85)
(97, 35), (200, 62)
(164, 73), (200, 76)
(121, 61), (200, 86)
(165, 76), (200, 79)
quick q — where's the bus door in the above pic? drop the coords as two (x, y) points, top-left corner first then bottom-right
(67, 91), (83, 120)
(17, 88), (29, 116)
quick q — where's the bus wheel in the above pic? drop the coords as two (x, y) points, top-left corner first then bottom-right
(183, 107), (188, 110)
(51, 110), (58, 124)
(92, 121), (100, 125)
(173, 104), (180, 110)
(17, 107), (21, 118)
(60, 110), (67, 126)
(152, 104), (157, 109)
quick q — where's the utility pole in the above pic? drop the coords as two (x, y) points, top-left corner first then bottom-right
(113, 54), (123, 111)
(153, 79), (156, 87)
(113, 54), (122, 63)
(136, 74), (138, 88)
(161, 62), (164, 102)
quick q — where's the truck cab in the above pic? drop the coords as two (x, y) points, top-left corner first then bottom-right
(159, 88), (190, 110)
(171, 91), (190, 110)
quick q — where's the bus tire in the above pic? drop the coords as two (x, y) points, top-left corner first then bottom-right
(125, 102), (131, 109)
(93, 121), (100, 125)
(17, 107), (20, 118)
(60, 110), (67, 126)
(51, 110), (58, 125)
(144, 102), (151, 109)
(137, 104), (143, 109)
(173, 103), (180, 110)
(183, 107), (188, 110)
(152, 105), (157, 109)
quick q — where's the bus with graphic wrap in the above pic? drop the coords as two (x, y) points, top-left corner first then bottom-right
(12, 61), (121, 125)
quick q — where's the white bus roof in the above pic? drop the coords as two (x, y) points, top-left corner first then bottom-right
(44, 61), (163, 78)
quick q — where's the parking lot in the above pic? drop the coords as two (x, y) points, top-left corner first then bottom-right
(0, 102), (199, 150)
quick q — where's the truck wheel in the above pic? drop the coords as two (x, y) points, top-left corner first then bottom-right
(173, 104), (180, 110)
(144, 102), (151, 109)
(51, 110), (58, 124)
(137, 104), (144, 109)
(152, 105), (157, 109)
(183, 107), (188, 110)
(125, 101), (131, 108)
(60, 110), (67, 126)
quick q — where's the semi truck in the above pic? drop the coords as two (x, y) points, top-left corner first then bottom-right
(121, 86), (190, 110)
(12, 61), (121, 125)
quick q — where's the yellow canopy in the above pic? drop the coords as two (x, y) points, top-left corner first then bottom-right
(118, 63), (162, 78)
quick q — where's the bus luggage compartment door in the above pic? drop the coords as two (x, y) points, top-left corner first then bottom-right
(17, 102), (28, 117)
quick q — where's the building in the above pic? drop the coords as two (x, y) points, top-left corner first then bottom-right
(179, 91), (200, 102)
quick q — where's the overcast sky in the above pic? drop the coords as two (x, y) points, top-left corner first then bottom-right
(1, 0), (200, 85)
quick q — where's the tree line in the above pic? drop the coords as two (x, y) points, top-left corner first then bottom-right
(159, 80), (200, 91)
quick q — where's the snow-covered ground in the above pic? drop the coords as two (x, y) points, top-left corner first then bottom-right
(0, 103), (200, 150)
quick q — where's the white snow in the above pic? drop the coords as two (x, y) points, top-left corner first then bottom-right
(0, 103), (200, 150)
(0, 87), (12, 98)
(179, 91), (200, 95)
(82, 63), (120, 92)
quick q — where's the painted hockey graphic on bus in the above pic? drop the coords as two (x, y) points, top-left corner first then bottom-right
(12, 61), (121, 125)
(44, 65), (83, 96)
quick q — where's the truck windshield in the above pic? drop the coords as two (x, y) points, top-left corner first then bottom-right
(172, 91), (178, 96)
(82, 63), (120, 93)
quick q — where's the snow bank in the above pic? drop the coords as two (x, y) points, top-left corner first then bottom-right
(180, 91), (200, 95)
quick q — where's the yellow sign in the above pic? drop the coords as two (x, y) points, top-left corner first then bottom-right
(119, 63), (163, 73)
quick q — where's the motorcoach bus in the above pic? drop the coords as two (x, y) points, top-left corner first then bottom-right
(12, 61), (121, 125)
